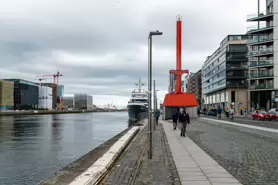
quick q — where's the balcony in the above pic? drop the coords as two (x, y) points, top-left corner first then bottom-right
(249, 60), (274, 68)
(247, 24), (274, 34)
(249, 71), (274, 79)
(247, 10), (274, 22)
(248, 35), (273, 45)
(226, 64), (248, 70)
(248, 48), (273, 57)
(249, 83), (273, 90)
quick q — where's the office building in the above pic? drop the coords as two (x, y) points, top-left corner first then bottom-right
(74, 93), (93, 110)
(168, 73), (176, 93)
(38, 86), (52, 110)
(247, 0), (278, 110)
(0, 80), (14, 110)
(64, 97), (75, 108)
(190, 70), (202, 108)
(41, 83), (58, 109)
(5, 79), (39, 110)
(203, 35), (248, 111)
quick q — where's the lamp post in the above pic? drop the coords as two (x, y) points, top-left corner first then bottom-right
(148, 30), (163, 160)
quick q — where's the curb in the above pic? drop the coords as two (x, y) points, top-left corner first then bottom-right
(69, 126), (140, 185)
(201, 117), (278, 134)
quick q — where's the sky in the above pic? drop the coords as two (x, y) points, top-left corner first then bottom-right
(0, 0), (260, 108)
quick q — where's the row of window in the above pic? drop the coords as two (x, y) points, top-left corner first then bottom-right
(204, 62), (226, 79)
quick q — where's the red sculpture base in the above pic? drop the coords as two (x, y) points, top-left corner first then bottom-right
(163, 92), (198, 107)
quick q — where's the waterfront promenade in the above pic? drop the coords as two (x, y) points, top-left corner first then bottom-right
(40, 115), (278, 185)
(101, 119), (241, 185)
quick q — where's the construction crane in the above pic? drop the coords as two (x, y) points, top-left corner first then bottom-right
(35, 71), (63, 110)
(35, 78), (47, 86)
(35, 71), (63, 85)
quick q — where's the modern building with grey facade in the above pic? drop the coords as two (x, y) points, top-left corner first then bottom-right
(4, 79), (39, 110)
(203, 35), (249, 112)
(64, 97), (75, 109)
(190, 70), (202, 108)
(74, 93), (93, 110)
(247, 0), (278, 110)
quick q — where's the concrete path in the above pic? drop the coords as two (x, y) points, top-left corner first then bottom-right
(162, 120), (242, 185)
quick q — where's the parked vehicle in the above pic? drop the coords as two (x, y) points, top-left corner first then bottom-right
(207, 109), (217, 116)
(268, 110), (278, 121)
(252, 111), (272, 121)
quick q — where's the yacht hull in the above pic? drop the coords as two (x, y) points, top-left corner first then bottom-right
(127, 104), (148, 121)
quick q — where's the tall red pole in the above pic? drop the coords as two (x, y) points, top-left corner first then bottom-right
(176, 16), (182, 93)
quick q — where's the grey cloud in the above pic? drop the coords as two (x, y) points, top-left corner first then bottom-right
(0, 0), (255, 105)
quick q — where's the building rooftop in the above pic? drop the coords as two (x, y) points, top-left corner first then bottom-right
(3, 79), (37, 86)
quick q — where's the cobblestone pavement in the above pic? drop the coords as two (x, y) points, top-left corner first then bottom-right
(103, 122), (180, 185)
(202, 115), (278, 130)
(186, 118), (278, 185)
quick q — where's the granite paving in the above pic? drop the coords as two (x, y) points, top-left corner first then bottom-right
(186, 118), (278, 185)
(102, 120), (180, 185)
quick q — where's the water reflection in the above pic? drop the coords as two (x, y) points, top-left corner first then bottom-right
(0, 112), (128, 185)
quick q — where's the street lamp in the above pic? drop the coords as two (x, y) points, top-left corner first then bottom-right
(148, 30), (163, 160)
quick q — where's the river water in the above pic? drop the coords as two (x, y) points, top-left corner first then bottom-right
(0, 112), (129, 185)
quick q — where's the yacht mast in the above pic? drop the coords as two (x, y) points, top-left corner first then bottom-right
(138, 78), (141, 93)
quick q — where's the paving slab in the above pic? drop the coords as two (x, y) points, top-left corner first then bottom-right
(102, 120), (180, 185)
(162, 120), (242, 185)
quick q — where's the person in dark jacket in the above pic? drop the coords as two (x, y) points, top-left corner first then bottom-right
(172, 108), (178, 130)
(180, 110), (190, 137)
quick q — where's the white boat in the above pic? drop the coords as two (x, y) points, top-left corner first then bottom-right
(127, 79), (148, 121)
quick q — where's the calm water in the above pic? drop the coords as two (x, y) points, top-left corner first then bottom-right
(0, 112), (129, 185)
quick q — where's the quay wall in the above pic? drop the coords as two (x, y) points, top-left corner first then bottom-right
(0, 110), (126, 116)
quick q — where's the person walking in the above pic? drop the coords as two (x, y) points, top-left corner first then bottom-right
(217, 106), (222, 119)
(171, 109), (178, 130)
(155, 109), (160, 125)
(180, 109), (190, 137)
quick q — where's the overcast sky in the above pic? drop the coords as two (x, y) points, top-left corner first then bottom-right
(0, 0), (261, 108)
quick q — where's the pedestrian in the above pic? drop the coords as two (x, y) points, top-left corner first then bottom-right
(197, 108), (200, 117)
(217, 106), (222, 119)
(225, 107), (229, 118)
(155, 109), (160, 125)
(171, 108), (178, 130)
(180, 109), (190, 137)
(240, 109), (243, 117)
(178, 108), (182, 123)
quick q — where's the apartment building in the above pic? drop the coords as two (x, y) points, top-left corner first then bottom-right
(203, 35), (249, 112)
(168, 73), (176, 93)
(182, 75), (189, 92)
(187, 73), (195, 93)
(247, 0), (278, 110)
(190, 70), (202, 108)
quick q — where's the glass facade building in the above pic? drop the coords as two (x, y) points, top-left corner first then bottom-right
(202, 35), (248, 110)
(246, 0), (278, 110)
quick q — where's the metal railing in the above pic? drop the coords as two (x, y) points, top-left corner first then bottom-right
(249, 72), (274, 78)
(248, 35), (273, 44)
(247, 24), (273, 32)
(247, 10), (273, 20)
(249, 60), (274, 67)
(249, 83), (273, 90)
(248, 48), (273, 56)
